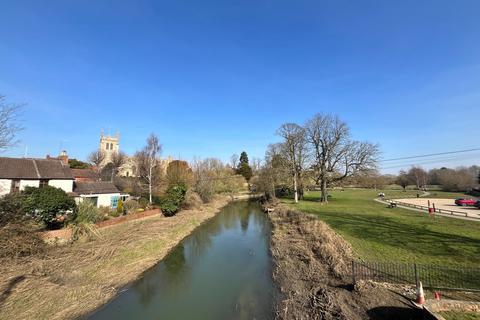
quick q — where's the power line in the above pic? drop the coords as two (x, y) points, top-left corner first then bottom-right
(380, 153), (480, 169)
(380, 148), (480, 162)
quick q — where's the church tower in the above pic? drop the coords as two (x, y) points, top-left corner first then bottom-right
(99, 129), (120, 165)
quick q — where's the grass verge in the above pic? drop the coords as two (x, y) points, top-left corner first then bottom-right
(282, 189), (480, 267)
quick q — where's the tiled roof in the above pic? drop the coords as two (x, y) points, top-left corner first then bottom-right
(0, 157), (74, 179)
(73, 182), (120, 195)
(71, 169), (99, 180)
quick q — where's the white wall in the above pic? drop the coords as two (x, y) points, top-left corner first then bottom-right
(76, 193), (121, 208)
(0, 179), (74, 196)
(98, 193), (120, 207)
(49, 179), (74, 193)
(20, 180), (39, 190)
(0, 179), (11, 196)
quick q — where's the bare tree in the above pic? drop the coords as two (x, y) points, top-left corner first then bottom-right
(257, 143), (289, 198)
(230, 154), (239, 170)
(110, 151), (127, 181)
(88, 150), (105, 173)
(0, 96), (23, 152)
(407, 166), (428, 191)
(395, 170), (410, 191)
(251, 157), (262, 174)
(135, 133), (162, 204)
(305, 114), (379, 202)
(277, 123), (307, 203)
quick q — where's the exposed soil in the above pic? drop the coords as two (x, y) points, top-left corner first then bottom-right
(265, 201), (422, 320)
(0, 196), (231, 320)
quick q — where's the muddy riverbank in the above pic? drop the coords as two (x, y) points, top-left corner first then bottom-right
(265, 201), (421, 320)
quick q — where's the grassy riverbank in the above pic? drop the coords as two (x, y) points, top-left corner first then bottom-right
(283, 189), (480, 267)
(0, 196), (230, 320)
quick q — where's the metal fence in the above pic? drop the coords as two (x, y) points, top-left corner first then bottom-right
(352, 261), (480, 292)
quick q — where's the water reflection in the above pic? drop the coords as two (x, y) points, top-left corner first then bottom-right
(88, 201), (274, 320)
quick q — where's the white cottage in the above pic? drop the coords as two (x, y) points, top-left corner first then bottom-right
(0, 157), (74, 195)
(73, 181), (129, 208)
(0, 156), (128, 209)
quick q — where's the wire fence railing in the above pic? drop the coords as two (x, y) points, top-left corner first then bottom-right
(352, 261), (480, 292)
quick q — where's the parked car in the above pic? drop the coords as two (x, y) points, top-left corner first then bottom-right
(455, 198), (477, 206)
(474, 201), (480, 209)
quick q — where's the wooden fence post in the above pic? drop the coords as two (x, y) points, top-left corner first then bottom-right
(414, 263), (419, 287)
(352, 260), (356, 285)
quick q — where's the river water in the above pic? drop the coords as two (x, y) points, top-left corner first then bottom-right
(88, 201), (275, 320)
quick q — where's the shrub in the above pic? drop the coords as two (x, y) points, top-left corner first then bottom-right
(195, 177), (215, 203)
(124, 199), (140, 214)
(74, 201), (101, 224)
(138, 197), (149, 209)
(117, 198), (124, 215)
(0, 193), (24, 227)
(183, 190), (202, 209)
(159, 199), (179, 217)
(22, 186), (76, 229)
(109, 210), (120, 218)
(160, 184), (187, 217)
(98, 206), (114, 217)
(71, 201), (102, 241)
(0, 193), (45, 257)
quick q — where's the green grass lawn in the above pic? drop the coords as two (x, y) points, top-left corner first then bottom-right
(283, 189), (480, 267)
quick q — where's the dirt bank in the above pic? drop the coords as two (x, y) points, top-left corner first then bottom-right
(266, 202), (421, 320)
(0, 196), (231, 320)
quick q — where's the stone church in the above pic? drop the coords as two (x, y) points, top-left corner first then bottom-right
(99, 131), (173, 178)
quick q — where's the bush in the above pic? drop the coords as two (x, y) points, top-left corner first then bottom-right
(71, 201), (102, 241)
(117, 198), (124, 215)
(109, 210), (120, 218)
(22, 186), (76, 229)
(159, 199), (178, 216)
(0, 193), (45, 257)
(98, 206), (114, 218)
(195, 178), (215, 203)
(183, 190), (202, 209)
(138, 197), (149, 209)
(74, 201), (101, 224)
(160, 184), (187, 217)
(124, 199), (140, 214)
(0, 193), (24, 227)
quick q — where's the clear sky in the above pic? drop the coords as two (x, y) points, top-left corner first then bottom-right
(1, 0), (479, 173)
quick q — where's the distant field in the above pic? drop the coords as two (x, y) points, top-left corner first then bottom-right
(283, 189), (480, 267)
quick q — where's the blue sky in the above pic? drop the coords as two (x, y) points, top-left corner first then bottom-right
(1, 0), (479, 173)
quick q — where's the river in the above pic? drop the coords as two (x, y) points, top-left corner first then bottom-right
(87, 201), (275, 320)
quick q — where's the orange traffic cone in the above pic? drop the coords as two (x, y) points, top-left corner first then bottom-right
(416, 282), (425, 305)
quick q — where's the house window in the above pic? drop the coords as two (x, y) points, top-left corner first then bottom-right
(11, 179), (20, 193)
(39, 179), (49, 188)
(85, 197), (98, 207)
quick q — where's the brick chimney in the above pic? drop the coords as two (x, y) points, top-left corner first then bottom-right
(58, 150), (69, 165)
